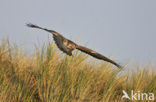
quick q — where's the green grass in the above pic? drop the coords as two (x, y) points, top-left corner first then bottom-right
(0, 39), (155, 102)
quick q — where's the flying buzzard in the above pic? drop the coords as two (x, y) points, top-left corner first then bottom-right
(27, 23), (122, 68)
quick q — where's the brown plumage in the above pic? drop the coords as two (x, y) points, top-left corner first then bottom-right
(26, 23), (122, 68)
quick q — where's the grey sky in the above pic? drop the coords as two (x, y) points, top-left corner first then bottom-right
(0, 0), (156, 67)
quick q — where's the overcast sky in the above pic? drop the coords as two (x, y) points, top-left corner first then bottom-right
(0, 0), (156, 67)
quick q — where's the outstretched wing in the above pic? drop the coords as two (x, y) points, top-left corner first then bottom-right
(26, 23), (72, 55)
(26, 23), (64, 38)
(76, 45), (122, 68)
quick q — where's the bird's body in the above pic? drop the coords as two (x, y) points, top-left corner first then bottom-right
(27, 23), (122, 68)
(53, 36), (77, 56)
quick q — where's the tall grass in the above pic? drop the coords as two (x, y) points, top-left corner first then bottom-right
(0, 39), (155, 102)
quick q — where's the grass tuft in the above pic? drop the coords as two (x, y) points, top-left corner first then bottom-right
(0, 39), (155, 102)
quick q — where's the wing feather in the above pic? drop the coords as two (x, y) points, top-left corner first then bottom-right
(26, 23), (72, 55)
(26, 23), (64, 38)
(76, 45), (122, 68)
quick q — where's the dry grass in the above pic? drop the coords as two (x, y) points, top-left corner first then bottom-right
(0, 39), (155, 102)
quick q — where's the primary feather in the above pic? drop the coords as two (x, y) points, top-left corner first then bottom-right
(76, 45), (122, 68)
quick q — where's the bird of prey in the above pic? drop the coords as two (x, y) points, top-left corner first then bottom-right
(26, 23), (122, 68)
